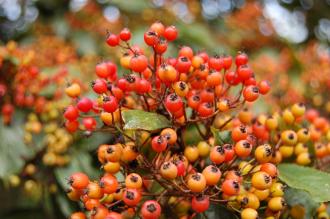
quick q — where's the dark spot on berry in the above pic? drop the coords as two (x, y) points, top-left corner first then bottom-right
(192, 173), (201, 181)
(147, 203), (157, 213)
(211, 166), (218, 173)
(125, 191), (135, 200)
(130, 175), (138, 182)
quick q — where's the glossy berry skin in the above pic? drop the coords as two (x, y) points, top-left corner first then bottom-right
(92, 79), (107, 94)
(106, 34), (119, 47)
(151, 135), (167, 152)
(210, 146), (225, 164)
(191, 195), (210, 213)
(130, 55), (148, 72)
(234, 140), (252, 158)
(251, 171), (272, 190)
(258, 80), (271, 95)
(176, 56), (191, 73)
(208, 56), (223, 71)
(83, 117), (97, 131)
(164, 26), (178, 41)
(123, 189), (141, 206)
(165, 93), (183, 113)
(64, 106), (79, 121)
(119, 28), (131, 41)
(86, 182), (104, 199)
(141, 200), (161, 219)
(243, 85), (259, 102)
(125, 173), (143, 189)
(95, 62), (111, 78)
(69, 172), (89, 190)
(235, 52), (248, 66)
(198, 102), (214, 118)
(144, 31), (158, 46)
(103, 96), (118, 113)
(77, 97), (93, 113)
(65, 120), (79, 133)
(237, 65), (252, 81)
(202, 165), (221, 185)
(100, 174), (118, 194)
(221, 179), (240, 196)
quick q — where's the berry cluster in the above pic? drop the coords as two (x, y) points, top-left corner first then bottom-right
(63, 22), (282, 219)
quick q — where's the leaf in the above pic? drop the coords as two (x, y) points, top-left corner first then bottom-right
(284, 187), (318, 219)
(211, 127), (232, 145)
(76, 132), (113, 151)
(183, 124), (204, 145)
(278, 164), (330, 202)
(122, 110), (171, 131)
(55, 192), (76, 217)
(0, 111), (38, 179)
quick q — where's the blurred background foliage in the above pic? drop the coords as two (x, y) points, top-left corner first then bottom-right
(0, 0), (329, 218)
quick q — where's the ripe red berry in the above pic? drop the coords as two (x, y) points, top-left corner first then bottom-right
(243, 85), (259, 102)
(258, 80), (271, 95)
(141, 200), (161, 219)
(95, 62), (110, 78)
(176, 56), (191, 73)
(221, 179), (240, 196)
(77, 97), (93, 113)
(135, 78), (151, 94)
(198, 102), (214, 117)
(235, 52), (248, 66)
(223, 55), (232, 69)
(106, 34), (119, 47)
(83, 117), (97, 131)
(64, 105), (79, 121)
(119, 28), (131, 41)
(65, 120), (79, 133)
(178, 46), (193, 60)
(208, 55), (223, 71)
(92, 79), (107, 94)
(164, 26), (178, 41)
(130, 55), (148, 72)
(144, 31), (158, 46)
(100, 174), (118, 194)
(69, 172), (89, 190)
(237, 65), (252, 81)
(151, 135), (167, 152)
(225, 71), (241, 85)
(191, 195), (210, 213)
(165, 93), (183, 113)
(123, 188), (141, 206)
(155, 39), (168, 54)
(103, 96), (118, 113)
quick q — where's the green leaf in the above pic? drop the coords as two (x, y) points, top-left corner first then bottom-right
(55, 192), (76, 217)
(195, 204), (236, 219)
(76, 132), (112, 151)
(284, 187), (318, 219)
(211, 127), (232, 145)
(0, 111), (38, 179)
(183, 124), (204, 145)
(122, 110), (171, 131)
(278, 164), (330, 202)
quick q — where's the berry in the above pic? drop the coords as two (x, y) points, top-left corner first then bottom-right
(191, 195), (210, 213)
(106, 34), (119, 47)
(141, 200), (161, 219)
(69, 172), (89, 190)
(119, 28), (131, 41)
(164, 26), (178, 41)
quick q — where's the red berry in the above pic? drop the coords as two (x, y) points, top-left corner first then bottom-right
(235, 52), (248, 66)
(103, 96), (118, 113)
(83, 117), (97, 131)
(144, 31), (158, 46)
(225, 71), (241, 85)
(64, 105), (79, 121)
(237, 65), (252, 81)
(223, 55), (232, 69)
(92, 79), (107, 94)
(77, 97), (93, 113)
(65, 120), (79, 133)
(151, 135), (167, 153)
(141, 200), (161, 219)
(221, 179), (240, 196)
(165, 93), (183, 113)
(191, 195), (210, 213)
(164, 26), (178, 41)
(243, 85), (259, 102)
(95, 62), (110, 78)
(258, 80), (271, 95)
(208, 55), (223, 71)
(106, 34), (119, 47)
(69, 172), (89, 190)
(123, 189), (141, 206)
(130, 55), (148, 72)
(198, 102), (214, 117)
(119, 28), (131, 41)
(100, 174), (118, 194)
